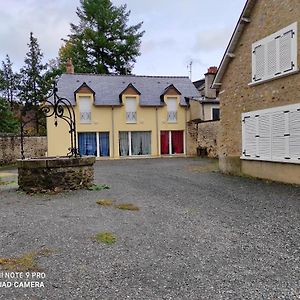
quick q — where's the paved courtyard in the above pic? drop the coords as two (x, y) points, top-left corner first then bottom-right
(0, 158), (300, 299)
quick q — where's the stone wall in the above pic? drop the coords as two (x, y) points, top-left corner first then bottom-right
(0, 135), (47, 165)
(187, 120), (219, 158)
(18, 157), (95, 192)
(218, 0), (300, 174)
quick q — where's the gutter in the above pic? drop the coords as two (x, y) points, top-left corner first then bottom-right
(212, 0), (256, 89)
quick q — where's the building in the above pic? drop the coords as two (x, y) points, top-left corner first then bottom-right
(47, 69), (199, 159)
(190, 67), (219, 121)
(212, 0), (300, 184)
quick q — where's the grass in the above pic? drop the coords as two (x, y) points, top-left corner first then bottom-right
(87, 184), (110, 191)
(0, 180), (17, 186)
(0, 172), (17, 178)
(0, 248), (53, 272)
(114, 203), (140, 211)
(93, 232), (116, 245)
(96, 199), (114, 206)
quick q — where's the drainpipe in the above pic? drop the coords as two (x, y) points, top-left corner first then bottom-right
(156, 107), (159, 156)
(185, 106), (188, 155)
(111, 106), (114, 158)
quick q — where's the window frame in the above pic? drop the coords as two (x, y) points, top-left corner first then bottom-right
(125, 97), (137, 124)
(78, 95), (92, 124)
(166, 97), (178, 123)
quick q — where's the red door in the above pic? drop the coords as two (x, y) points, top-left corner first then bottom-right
(160, 131), (169, 154)
(171, 131), (184, 154)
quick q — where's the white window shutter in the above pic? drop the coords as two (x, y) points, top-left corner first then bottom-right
(251, 22), (297, 84)
(258, 114), (271, 159)
(243, 116), (256, 157)
(242, 103), (300, 163)
(253, 44), (265, 81)
(267, 38), (277, 77)
(279, 30), (294, 73)
(289, 110), (300, 159)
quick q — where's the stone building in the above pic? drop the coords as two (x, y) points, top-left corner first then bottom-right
(212, 0), (300, 184)
(190, 67), (219, 121)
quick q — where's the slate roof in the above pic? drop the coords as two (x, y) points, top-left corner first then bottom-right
(193, 79), (205, 90)
(56, 73), (200, 106)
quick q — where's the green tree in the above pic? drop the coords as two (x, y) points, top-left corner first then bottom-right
(0, 97), (19, 133)
(19, 32), (48, 106)
(0, 55), (20, 108)
(59, 0), (144, 74)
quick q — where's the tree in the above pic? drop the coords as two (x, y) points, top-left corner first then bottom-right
(0, 55), (20, 108)
(18, 32), (48, 106)
(18, 32), (50, 134)
(59, 0), (145, 74)
(0, 97), (19, 133)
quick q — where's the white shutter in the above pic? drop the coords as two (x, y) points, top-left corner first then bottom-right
(289, 110), (300, 159)
(258, 114), (271, 159)
(253, 45), (265, 81)
(279, 30), (293, 72)
(79, 96), (91, 123)
(251, 22), (297, 84)
(242, 103), (300, 164)
(243, 116), (256, 157)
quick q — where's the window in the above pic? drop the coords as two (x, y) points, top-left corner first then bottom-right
(252, 22), (297, 84)
(79, 96), (92, 123)
(242, 103), (300, 164)
(78, 132), (110, 157)
(212, 108), (220, 120)
(125, 97), (137, 123)
(167, 98), (177, 123)
(161, 131), (184, 155)
(119, 131), (151, 156)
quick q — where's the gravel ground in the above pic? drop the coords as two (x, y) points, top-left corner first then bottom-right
(0, 158), (300, 300)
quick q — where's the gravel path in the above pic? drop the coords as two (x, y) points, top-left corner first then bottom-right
(0, 158), (300, 300)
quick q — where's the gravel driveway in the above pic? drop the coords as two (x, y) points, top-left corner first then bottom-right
(0, 158), (300, 300)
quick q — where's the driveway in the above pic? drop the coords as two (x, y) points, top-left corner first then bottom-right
(0, 158), (299, 299)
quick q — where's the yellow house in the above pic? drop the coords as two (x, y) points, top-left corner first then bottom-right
(47, 73), (199, 159)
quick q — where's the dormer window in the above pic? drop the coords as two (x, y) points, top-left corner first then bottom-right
(167, 98), (177, 123)
(79, 96), (92, 123)
(125, 97), (137, 123)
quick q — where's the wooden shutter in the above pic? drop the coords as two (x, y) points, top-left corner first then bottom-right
(279, 30), (294, 73)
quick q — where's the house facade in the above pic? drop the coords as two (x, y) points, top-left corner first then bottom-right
(190, 67), (219, 121)
(47, 72), (199, 159)
(212, 0), (300, 184)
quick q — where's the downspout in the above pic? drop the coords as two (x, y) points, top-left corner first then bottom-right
(111, 106), (115, 158)
(185, 105), (188, 155)
(156, 107), (159, 156)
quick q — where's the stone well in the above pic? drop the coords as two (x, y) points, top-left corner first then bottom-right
(17, 156), (96, 192)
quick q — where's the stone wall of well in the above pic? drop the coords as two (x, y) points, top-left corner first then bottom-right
(218, 0), (300, 174)
(0, 135), (47, 165)
(187, 120), (219, 158)
(17, 157), (95, 192)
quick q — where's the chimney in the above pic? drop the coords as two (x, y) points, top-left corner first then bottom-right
(66, 58), (74, 74)
(204, 66), (218, 98)
(207, 66), (218, 74)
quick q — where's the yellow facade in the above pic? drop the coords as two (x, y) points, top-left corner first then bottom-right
(47, 91), (190, 159)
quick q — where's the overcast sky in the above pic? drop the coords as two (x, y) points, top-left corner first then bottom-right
(0, 0), (246, 80)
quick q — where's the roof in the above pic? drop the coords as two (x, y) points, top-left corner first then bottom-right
(212, 0), (256, 89)
(191, 97), (219, 104)
(193, 79), (205, 90)
(56, 73), (200, 106)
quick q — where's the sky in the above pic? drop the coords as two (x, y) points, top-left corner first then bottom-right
(0, 0), (246, 81)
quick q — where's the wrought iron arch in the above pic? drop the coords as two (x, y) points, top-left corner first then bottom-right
(20, 81), (80, 159)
